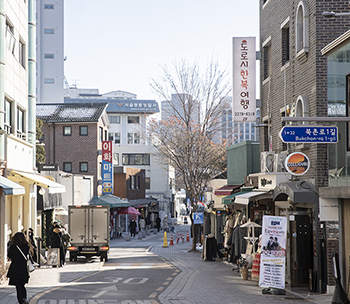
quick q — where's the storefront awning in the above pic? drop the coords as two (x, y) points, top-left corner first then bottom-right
(273, 180), (318, 203)
(8, 170), (66, 194)
(0, 176), (25, 195)
(90, 195), (131, 208)
(234, 191), (272, 205)
(214, 185), (241, 196)
(128, 197), (158, 207)
(222, 188), (253, 204)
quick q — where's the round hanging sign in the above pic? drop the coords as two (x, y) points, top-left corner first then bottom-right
(284, 152), (310, 176)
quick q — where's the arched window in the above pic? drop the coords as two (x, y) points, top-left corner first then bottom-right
(295, 95), (309, 124)
(296, 1), (309, 54)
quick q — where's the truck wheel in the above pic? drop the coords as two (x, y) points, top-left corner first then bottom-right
(69, 252), (74, 262)
(105, 253), (108, 262)
(100, 255), (104, 262)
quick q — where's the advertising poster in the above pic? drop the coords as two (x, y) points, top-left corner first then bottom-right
(232, 36), (256, 122)
(259, 215), (287, 289)
(102, 141), (113, 194)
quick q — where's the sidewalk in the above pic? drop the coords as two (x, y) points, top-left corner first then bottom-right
(0, 225), (334, 304)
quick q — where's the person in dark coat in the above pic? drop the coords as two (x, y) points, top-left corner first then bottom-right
(7, 232), (31, 304)
(51, 225), (65, 267)
(129, 218), (137, 238)
(155, 216), (161, 232)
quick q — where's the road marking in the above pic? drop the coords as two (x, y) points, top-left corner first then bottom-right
(103, 263), (172, 269)
(148, 293), (157, 299)
(156, 287), (164, 291)
(37, 300), (158, 304)
(92, 285), (118, 298)
(123, 277), (148, 284)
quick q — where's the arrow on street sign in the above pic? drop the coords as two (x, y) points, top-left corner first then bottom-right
(279, 126), (338, 143)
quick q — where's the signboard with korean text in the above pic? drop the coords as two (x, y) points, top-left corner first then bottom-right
(232, 37), (256, 122)
(259, 215), (287, 289)
(279, 126), (338, 143)
(102, 141), (113, 194)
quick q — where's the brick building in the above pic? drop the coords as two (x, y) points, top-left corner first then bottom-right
(260, 0), (350, 292)
(36, 103), (110, 196)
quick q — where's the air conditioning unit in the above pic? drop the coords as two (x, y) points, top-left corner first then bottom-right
(274, 153), (287, 172)
(261, 152), (275, 172)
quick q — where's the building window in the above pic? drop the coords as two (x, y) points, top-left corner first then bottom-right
(44, 4), (54, 9)
(108, 115), (120, 124)
(281, 20), (290, 66)
(99, 127), (103, 142)
(113, 153), (119, 165)
(80, 126), (88, 136)
(4, 99), (12, 134)
(145, 177), (150, 190)
(80, 162), (88, 172)
(104, 130), (107, 141)
(63, 126), (71, 136)
(128, 116), (139, 124)
(19, 40), (25, 68)
(44, 53), (54, 59)
(127, 133), (133, 144)
(122, 154), (150, 165)
(44, 78), (54, 84)
(114, 133), (120, 144)
(295, 95), (309, 125)
(108, 132), (113, 141)
(263, 45), (271, 80)
(17, 108), (24, 139)
(296, 1), (309, 54)
(63, 162), (72, 172)
(6, 20), (15, 55)
(134, 133), (140, 144)
(44, 28), (54, 34)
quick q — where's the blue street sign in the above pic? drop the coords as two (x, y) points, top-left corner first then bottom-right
(193, 212), (204, 225)
(279, 126), (338, 143)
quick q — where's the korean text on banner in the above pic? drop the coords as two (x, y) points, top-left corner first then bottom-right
(102, 141), (113, 194)
(232, 37), (256, 122)
(259, 215), (287, 289)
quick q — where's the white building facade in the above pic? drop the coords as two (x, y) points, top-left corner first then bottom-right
(36, 0), (64, 103)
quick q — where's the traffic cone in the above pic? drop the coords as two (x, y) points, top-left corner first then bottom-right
(162, 231), (168, 248)
(169, 235), (174, 246)
(186, 232), (190, 242)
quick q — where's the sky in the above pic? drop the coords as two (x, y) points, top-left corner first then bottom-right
(64, 0), (259, 101)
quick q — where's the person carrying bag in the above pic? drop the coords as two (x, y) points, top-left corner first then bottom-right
(7, 232), (33, 304)
(16, 245), (35, 273)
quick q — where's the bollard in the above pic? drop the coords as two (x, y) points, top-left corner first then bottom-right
(138, 232), (142, 239)
(125, 233), (131, 241)
(162, 231), (168, 248)
(169, 235), (174, 246)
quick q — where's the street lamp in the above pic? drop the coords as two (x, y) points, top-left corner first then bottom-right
(322, 11), (350, 18)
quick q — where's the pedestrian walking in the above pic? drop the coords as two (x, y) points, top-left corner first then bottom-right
(7, 232), (32, 304)
(27, 228), (37, 263)
(139, 217), (146, 232)
(51, 224), (65, 267)
(129, 218), (137, 238)
(155, 216), (161, 232)
(61, 226), (71, 260)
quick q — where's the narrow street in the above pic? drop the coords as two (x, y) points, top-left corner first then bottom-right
(0, 225), (333, 304)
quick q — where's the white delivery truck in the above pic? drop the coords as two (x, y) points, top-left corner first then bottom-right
(68, 205), (110, 262)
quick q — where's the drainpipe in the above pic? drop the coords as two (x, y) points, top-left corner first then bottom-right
(28, 0), (36, 169)
(0, 0), (5, 162)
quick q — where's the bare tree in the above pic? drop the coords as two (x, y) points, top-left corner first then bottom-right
(149, 59), (231, 251)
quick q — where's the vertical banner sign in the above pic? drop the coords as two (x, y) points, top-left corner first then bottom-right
(259, 215), (287, 289)
(102, 141), (113, 194)
(232, 37), (256, 122)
